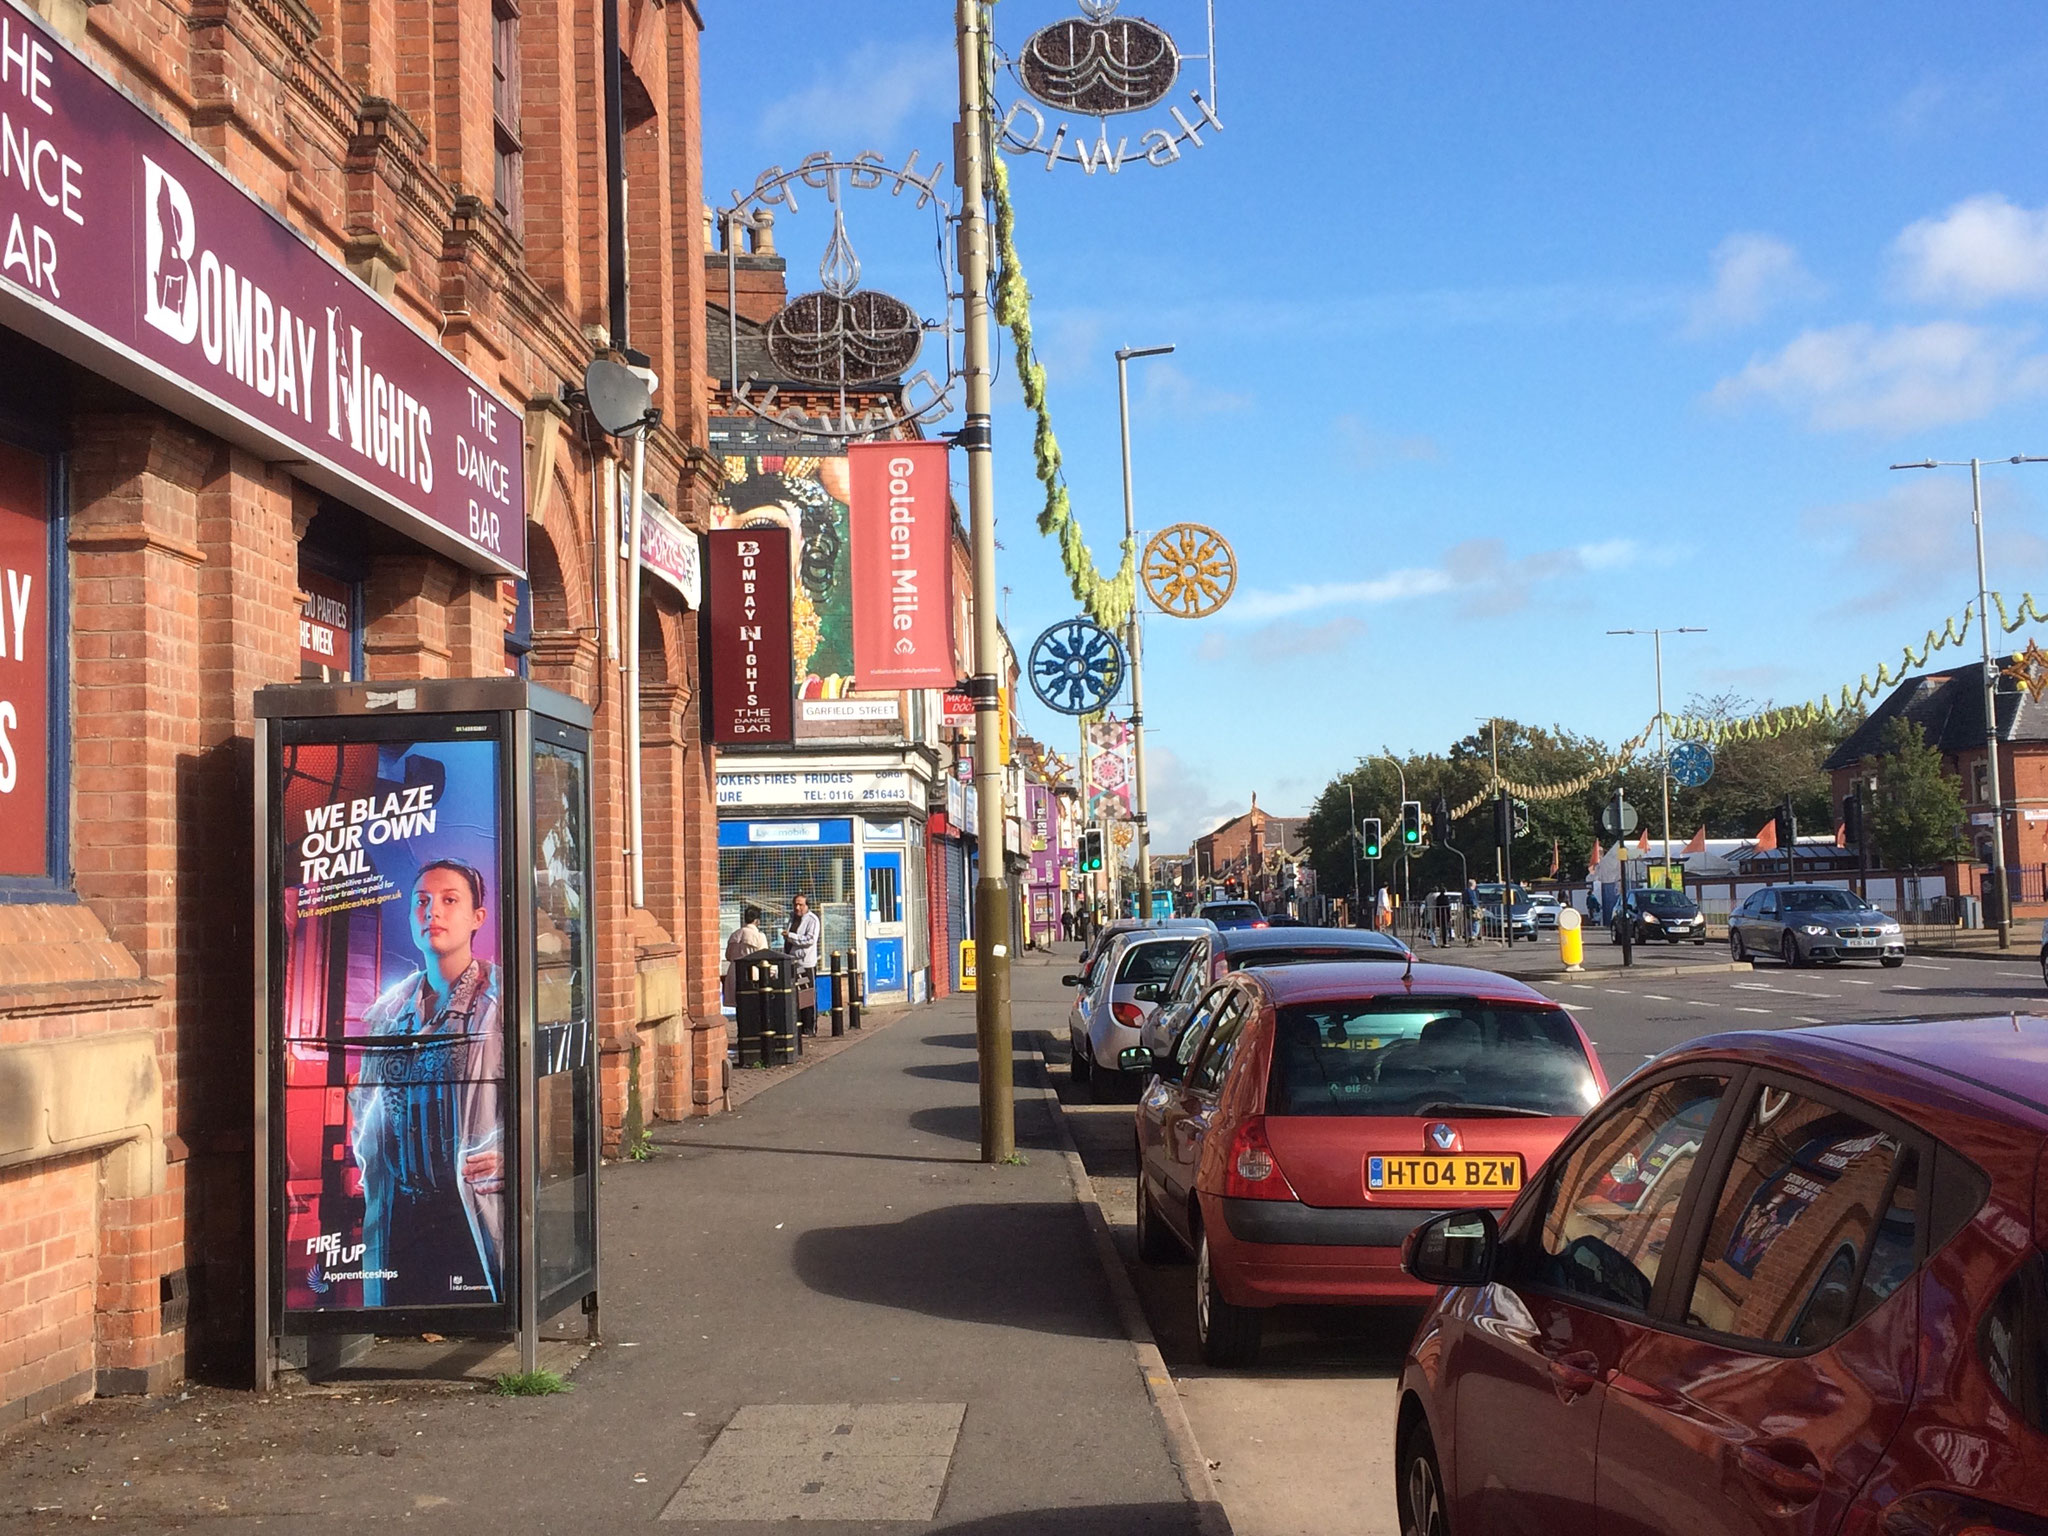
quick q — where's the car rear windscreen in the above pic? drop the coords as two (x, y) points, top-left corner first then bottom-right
(1203, 903), (1263, 921)
(1267, 1001), (1599, 1118)
(1117, 940), (1195, 985)
(1233, 946), (1402, 968)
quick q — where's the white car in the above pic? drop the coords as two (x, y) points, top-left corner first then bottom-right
(1527, 893), (1563, 930)
(1065, 930), (1201, 1103)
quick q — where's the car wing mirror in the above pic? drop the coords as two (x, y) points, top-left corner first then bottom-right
(1061, 974), (1082, 987)
(1402, 1208), (1499, 1287)
(1122, 1045), (1182, 1082)
(1133, 982), (1166, 1003)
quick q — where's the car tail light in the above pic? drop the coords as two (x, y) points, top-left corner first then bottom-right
(1252, 920), (1269, 928)
(1222, 1116), (1300, 1202)
(1111, 1002), (1145, 1028)
(1882, 1492), (2048, 1536)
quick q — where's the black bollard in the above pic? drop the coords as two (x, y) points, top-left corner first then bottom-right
(761, 957), (796, 1065)
(829, 951), (848, 1037)
(849, 960), (865, 1032)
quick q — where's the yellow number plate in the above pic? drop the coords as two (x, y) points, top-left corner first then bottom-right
(1367, 1154), (1524, 1193)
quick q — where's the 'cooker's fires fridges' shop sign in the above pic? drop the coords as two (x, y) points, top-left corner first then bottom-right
(0, 0), (525, 575)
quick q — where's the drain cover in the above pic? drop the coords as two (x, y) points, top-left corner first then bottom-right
(661, 1402), (967, 1522)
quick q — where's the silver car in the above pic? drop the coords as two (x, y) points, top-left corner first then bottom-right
(1727, 884), (1905, 967)
(1066, 931), (1200, 1102)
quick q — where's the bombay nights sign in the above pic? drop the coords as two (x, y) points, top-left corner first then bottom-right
(705, 526), (793, 746)
(0, 0), (526, 575)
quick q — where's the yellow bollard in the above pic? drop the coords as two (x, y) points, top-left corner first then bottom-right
(1559, 908), (1584, 971)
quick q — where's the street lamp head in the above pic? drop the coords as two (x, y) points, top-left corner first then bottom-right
(1117, 344), (1176, 361)
(1889, 460), (1938, 470)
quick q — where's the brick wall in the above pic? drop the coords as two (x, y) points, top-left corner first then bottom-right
(0, 0), (718, 1416)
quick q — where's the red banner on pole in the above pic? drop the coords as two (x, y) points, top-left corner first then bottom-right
(0, 442), (50, 878)
(848, 441), (955, 691)
(706, 526), (793, 746)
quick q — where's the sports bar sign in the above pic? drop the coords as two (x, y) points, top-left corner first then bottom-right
(0, 0), (525, 575)
(705, 526), (793, 745)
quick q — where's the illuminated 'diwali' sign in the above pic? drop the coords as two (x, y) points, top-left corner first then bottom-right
(765, 291), (923, 386)
(1019, 9), (1181, 116)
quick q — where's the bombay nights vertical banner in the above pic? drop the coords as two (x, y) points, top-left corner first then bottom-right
(277, 735), (507, 1313)
(0, 441), (50, 878)
(706, 526), (794, 746)
(847, 441), (955, 691)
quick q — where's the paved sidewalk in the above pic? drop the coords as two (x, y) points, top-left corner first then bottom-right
(0, 988), (1205, 1534)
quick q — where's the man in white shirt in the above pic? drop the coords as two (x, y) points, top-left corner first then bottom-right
(785, 893), (822, 1033)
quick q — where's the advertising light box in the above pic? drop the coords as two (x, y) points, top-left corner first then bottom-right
(254, 678), (597, 1374)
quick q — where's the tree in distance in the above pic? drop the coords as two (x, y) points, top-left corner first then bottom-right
(1865, 717), (1969, 874)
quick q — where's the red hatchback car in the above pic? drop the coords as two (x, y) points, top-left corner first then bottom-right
(1125, 961), (1607, 1366)
(1396, 1017), (2048, 1536)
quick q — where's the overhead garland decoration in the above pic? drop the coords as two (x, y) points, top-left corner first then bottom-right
(987, 119), (1137, 631)
(1664, 592), (2048, 745)
(1435, 721), (1662, 821)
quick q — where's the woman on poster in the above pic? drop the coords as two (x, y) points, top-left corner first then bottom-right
(350, 859), (506, 1308)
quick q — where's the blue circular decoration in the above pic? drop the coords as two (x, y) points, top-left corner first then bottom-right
(1669, 740), (1715, 788)
(1028, 619), (1125, 716)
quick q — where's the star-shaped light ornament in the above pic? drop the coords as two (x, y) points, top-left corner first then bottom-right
(2003, 639), (2048, 703)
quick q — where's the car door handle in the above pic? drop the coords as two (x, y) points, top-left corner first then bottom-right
(1545, 1350), (1602, 1395)
(1735, 1441), (1824, 1506)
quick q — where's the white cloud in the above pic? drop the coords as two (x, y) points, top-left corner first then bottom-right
(1803, 475), (2048, 615)
(1893, 194), (2048, 308)
(1225, 538), (1642, 624)
(1709, 321), (2048, 432)
(1197, 616), (1364, 663)
(1334, 412), (1441, 468)
(1135, 361), (1254, 418)
(1144, 745), (1247, 852)
(1683, 233), (1819, 336)
(755, 41), (955, 149)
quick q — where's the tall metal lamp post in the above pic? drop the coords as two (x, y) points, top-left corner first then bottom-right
(1889, 454), (2048, 949)
(1607, 627), (1707, 876)
(1118, 343), (1174, 911)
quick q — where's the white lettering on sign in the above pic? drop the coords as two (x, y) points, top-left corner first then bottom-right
(0, 562), (27, 792)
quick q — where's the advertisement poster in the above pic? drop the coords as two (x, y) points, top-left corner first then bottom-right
(712, 449), (854, 696)
(277, 734), (506, 1312)
(847, 440), (954, 690)
(706, 526), (795, 746)
(0, 441), (50, 878)
(1720, 1128), (1891, 1279)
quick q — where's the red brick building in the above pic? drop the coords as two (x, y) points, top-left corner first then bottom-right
(1192, 795), (1307, 905)
(0, 0), (720, 1421)
(1824, 658), (2048, 913)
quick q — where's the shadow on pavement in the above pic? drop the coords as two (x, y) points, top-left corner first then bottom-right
(907, 1102), (1066, 1151)
(902, 1058), (1040, 1085)
(923, 1032), (980, 1049)
(650, 1137), (976, 1166)
(930, 1504), (1204, 1534)
(791, 1202), (1123, 1340)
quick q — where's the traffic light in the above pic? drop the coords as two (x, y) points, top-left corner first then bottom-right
(1431, 794), (1452, 847)
(1400, 800), (1423, 847)
(1361, 817), (1382, 859)
(1774, 800), (1797, 857)
(1081, 827), (1104, 872)
(1842, 792), (1864, 851)
(1494, 790), (1512, 847)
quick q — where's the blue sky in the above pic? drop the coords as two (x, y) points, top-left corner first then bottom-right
(703, 2), (2048, 847)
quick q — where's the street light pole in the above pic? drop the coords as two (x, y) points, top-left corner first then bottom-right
(1117, 343), (1174, 916)
(1890, 454), (2048, 950)
(1608, 627), (1707, 879)
(956, 0), (1011, 1160)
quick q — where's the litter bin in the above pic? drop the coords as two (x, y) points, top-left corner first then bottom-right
(737, 951), (799, 1065)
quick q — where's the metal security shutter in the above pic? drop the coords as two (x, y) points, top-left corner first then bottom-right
(944, 838), (968, 991)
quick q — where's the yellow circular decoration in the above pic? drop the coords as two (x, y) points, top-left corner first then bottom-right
(1142, 523), (1237, 618)
(1112, 823), (1135, 850)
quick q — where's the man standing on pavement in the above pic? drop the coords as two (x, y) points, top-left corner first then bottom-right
(785, 893), (821, 1035)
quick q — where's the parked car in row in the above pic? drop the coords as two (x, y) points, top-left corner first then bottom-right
(1727, 883), (1905, 967)
(1526, 893), (1563, 931)
(1076, 914), (1211, 972)
(1124, 960), (1606, 1366)
(1611, 886), (1710, 946)
(1066, 929), (1203, 1102)
(1396, 1014), (2048, 1536)
(1138, 925), (1412, 1057)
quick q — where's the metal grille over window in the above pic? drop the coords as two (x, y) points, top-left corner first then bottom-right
(718, 846), (855, 972)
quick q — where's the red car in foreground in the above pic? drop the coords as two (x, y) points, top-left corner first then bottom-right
(1124, 961), (1606, 1366)
(1397, 1016), (2048, 1536)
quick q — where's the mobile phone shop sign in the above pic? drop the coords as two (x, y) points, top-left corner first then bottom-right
(0, 1), (525, 574)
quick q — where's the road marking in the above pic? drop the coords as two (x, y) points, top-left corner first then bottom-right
(1890, 984), (1925, 992)
(1642, 994), (1672, 1001)
(1690, 1000), (1723, 1008)
(1604, 988), (1633, 995)
(1732, 982), (1839, 999)
(1906, 962), (1951, 971)
(1840, 979), (1874, 987)
(1796, 1016), (1829, 1024)
(1569, 983), (1597, 991)
(1735, 1006), (1773, 1014)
